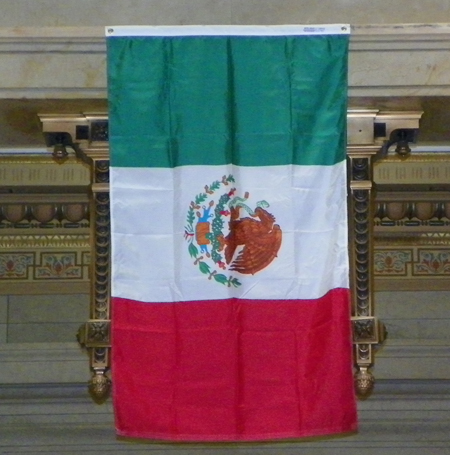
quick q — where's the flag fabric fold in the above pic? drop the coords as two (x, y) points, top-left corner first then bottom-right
(107, 24), (357, 442)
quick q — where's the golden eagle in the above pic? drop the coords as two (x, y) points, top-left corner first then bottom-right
(222, 205), (282, 275)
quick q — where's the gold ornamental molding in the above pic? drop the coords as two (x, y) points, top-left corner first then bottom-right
(372, 143), (450, 290)
(0, 155), (90, 187)
(0, 234), (89, 249)
(376, 233), (450, 247)
(0, 152), (91, 294)
(375, 154), (450, 185)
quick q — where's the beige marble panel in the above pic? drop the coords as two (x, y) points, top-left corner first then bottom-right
(376, 291), (450, 319)
(7, 294), (89, 342)
(376, 291), (450, 340)
(375, 340), (450, 379)
(349, 48), (450, 96)
(0, 0), (232, 27)
(0, 342), (89, 383)
(230, 0), (450, 25)
(0, 295), (6, 343)
(2, 24), (450, 98)
(1, 399), (114, 426)
(0, 52), (106, 97)
(8, 294), (89, 323)
(1, 386), (450, 454)
(384, 319), (450, 340)
(0, 160), (90, 186)
(7, 322), (82, 343)
(0, 296), (7, 323)
(2, 0), (450, 26)
(0, 325), (6, 344)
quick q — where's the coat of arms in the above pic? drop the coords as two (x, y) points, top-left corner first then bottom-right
(184, 175), (282, 287)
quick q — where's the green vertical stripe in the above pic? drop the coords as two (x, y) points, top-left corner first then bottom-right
(107, 35), (348, 168)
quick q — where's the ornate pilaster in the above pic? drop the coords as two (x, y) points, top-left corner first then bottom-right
(347, 145), (384, 398)
(346, 108), (422, 397)
(86, 147), (111, 402)
(40, 113), (111, 402)
(80, 116), (111, 403)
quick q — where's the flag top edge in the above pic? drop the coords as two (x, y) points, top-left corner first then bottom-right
(105, 24), (351, 37)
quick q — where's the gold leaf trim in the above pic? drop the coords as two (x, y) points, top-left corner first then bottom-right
(0, 234), (90, 249)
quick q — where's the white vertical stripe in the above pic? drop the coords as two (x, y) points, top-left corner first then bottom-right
(110, 162), (349, 302)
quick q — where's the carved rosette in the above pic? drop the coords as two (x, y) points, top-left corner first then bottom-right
(347, 146), (384, 398)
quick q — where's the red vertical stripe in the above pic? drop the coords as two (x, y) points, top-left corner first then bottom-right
(112, 288), (357, 441)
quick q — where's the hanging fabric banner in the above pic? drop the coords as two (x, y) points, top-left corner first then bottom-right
(107, 24), (357, 442)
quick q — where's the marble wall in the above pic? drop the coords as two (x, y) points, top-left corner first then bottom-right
(0, 4), (449, 453)
(0, 16), (450, 384)
(1, 294), (89, 343)
(2, 0), (450, 26)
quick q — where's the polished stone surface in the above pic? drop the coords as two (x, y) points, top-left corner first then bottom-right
(1, 0), (450, 26)
(2, 294), (89, 343)
(1, 381), (449, 454)
(2, 23), (450, 98)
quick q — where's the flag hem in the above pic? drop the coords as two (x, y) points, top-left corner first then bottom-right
(115, 424), (358, 442)
(105, 24), (350, 37)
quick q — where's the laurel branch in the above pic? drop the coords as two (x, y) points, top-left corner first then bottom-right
(185, 174), (241, 288)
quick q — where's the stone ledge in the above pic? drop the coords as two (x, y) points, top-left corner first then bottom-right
(0, 342), (90, 384)
(374, 339), (450, 379)
(1, 23), (450, 40)
(350, 23), (450, 50)
(2, 378), (449, 400)
(0, 380), (449, 455)
(1, 24), (450, 98)
(1, 339), (449, 385)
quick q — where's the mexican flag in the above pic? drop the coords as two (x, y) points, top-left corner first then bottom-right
(107, 25), (357, 442)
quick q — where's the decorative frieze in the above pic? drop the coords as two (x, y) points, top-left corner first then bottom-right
(375, 247), (450, 275)
(0, 155), (91, 294)
(0, 247), (90, 281)
(0, 156), (90, 186)
(374, 149), (450, 289)
(0, 234), (89, 249)
(0, 201), (89, 229)
(375, 154), (450, 185)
